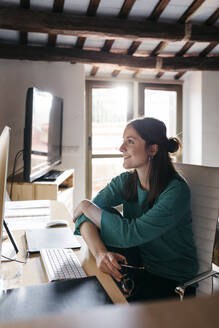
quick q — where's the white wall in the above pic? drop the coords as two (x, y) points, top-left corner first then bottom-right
(0, 59), (86, 206)
(183, 71), (202, 164)
(202, 71), (219, 166)
(183, 70), (219, 167)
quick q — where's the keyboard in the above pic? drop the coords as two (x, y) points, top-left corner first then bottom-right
(39, 170), (64, 181)
(40, 248), (87, 282)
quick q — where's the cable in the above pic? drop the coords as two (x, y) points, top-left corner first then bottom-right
(9, 149), (24, 199)
(14, 166), (24, 175)
(1, 254), (26, 264)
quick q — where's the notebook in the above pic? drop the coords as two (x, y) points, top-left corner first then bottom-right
(0, 276), (113, 322)
(25, 227), (81, 253)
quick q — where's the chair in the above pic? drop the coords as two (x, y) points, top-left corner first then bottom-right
(174, 163), (219, 300)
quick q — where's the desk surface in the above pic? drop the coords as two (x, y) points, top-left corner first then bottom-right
(2, 201), (219, 328)
(1, 201), (126, 305)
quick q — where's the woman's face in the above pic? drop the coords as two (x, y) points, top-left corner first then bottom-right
(119, 125), (149, 170)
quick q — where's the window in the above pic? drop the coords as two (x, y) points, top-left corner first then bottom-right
(86, 81), (133, 199)
(139, 83), (182, 159)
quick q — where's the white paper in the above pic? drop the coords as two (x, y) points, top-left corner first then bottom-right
(5, 207), (50, 218)
(5, 200), (51, 209)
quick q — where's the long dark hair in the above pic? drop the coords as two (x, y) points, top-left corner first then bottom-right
(124, 117), (181, 207)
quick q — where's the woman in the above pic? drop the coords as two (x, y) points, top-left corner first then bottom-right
(73, 117), (198, 302)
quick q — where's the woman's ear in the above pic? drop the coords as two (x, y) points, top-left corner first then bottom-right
(148, 144), (158, 157)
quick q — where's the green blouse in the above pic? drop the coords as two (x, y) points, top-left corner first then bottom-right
(74, 172), (198, 283)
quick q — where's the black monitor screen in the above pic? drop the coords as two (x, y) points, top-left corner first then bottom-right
(24, 88), (63, 182)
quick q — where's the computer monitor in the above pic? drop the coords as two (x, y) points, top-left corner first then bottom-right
(23, 87), (63, 182)
(0, 127), (18, 262)
(0, 127), (11, 262)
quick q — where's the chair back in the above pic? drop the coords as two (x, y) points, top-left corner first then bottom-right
(175, 163), (219, 296)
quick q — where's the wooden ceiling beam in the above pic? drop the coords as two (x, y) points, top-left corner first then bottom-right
(152, 0), (207, 57)
(149, 0), (171, 21)
(155, 0), (207, 78)
(1, 44), (219, 71)
(87, 0), (101, 16)
(20, 0), (30, 9)
(156, 71), (164, 79)
(137, 0), (171, 79)
(131, 0), (171, 59)
(199, 42), (218, 57)
(205, 8), (219, 25)
(53, 0), (65, 12)
(76, 0), (101, 50)
(90, 65), (99, 76)
(118, 0), (136, 19)
(48, 0), (65, 46)
(102, 0), (136, 55)
(77, 0), (101, 75)
(1, 7), (218, 43)
(177, 0), (206, 24)
(150, 41), (168, 56)
(19, 0), (30, 45)
(175, 41), (195, 57)
(127, 41), (141, 55)
(132, 70), (140, 78)
(174, 72), (185, 80)
(75, 37), (86, 49)
(102, 40), (115, 52)
(111, 0), (136, 77)
(197, 7), (219, 57)
(112, 69), (121, 77)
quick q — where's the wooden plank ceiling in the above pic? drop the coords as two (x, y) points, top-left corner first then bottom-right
(0, 0), (218, 80)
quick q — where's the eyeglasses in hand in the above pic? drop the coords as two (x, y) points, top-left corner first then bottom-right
(120, 264), (145, 298)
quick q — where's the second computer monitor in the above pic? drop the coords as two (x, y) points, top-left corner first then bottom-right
(0, 126), (11, 261)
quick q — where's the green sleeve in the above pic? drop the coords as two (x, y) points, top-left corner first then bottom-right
(100, 180), (191, 248)
(74, 214), (93, 235)
(74, 172), (128, 235)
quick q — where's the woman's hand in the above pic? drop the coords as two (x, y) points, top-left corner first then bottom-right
(95, 251), (127, 282)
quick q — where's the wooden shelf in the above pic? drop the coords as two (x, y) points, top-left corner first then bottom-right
(7, 169), (74, 214)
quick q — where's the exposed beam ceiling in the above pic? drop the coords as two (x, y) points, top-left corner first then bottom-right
(0, 1), (218, 79)
(154, 0), (208, 78)
(0, 7), (218, 43)
(0, 44), (218, 71)
(174, 7), (219, 79)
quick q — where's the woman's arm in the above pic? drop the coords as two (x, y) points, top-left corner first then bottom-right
(73, 200), (102, 228)
(80, 181), (191, 248)
(79, 221), (127, 281)
(74, 173), (128, 235)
